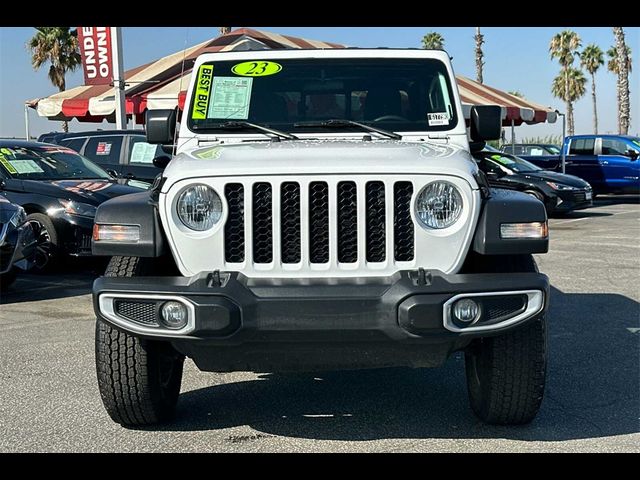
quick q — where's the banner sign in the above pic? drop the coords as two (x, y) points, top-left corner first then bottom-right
(77, 27), (113, 85)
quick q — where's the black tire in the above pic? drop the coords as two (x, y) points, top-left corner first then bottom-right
(0, 268), (17, 290)
(95, 256), (185, 426)
(464, 254), (547, 425)
(25, 213), (59, 272)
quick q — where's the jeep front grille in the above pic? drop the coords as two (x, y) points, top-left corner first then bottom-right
(222, 179), (415, 267)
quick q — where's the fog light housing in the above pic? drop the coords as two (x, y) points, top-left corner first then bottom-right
(452, 298), (480, 323)
(160, 301), (188, 329)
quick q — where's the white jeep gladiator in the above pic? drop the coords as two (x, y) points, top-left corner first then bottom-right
(91, 49), (550, 426)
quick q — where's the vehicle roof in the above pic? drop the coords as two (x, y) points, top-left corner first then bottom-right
(568, 134), (638, 139)
(0, 139), (60, 148)
(47, 129), (145, 139)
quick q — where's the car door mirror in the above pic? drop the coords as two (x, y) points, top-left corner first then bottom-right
(626, 150), (639, 161)
(469, 105), (502, 142)
(152, 155), (172, 169)
(146, 109), (177, 145)
(107, 169), (119, 178)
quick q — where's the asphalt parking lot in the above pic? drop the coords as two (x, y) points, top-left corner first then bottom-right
(1, 195), (638, 453)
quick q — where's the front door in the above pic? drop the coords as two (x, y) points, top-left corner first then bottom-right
(598, 137), (640, 192)
(566, 137), (602, 189)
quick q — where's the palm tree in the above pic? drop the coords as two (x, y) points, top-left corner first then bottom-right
(475, 27), (485, 83)
(508, 91), (525, 98)
(422, 32), (445, 50)
(580, 44), (604, 133)
(551, 67), (586, 135)
(549, 30), (582, 136)
(606, 44), (632, 132)
(219, 27), (232, 35)
(613, 28), (631, 135)
(27, 27), (81, 133)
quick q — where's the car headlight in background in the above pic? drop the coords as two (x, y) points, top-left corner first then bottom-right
(8, 206), (26, 227)
(545, 181), (576, 191)
(58, 199), (97, 217)
(415, 181), (463, 229)
(176, 184), (222, 231)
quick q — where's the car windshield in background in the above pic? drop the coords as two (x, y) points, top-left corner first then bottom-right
(545, 145), (561, 154)
(0, 145), (111, 180)
(188, 58), (458, 134)
(486, 153), (542, 173)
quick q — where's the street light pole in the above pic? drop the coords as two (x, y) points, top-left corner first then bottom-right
(24, 104), (30, 140)
(111, 27), (127, 130)
(556, 110), (566, 174)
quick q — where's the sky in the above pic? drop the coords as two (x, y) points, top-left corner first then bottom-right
(0, 26), (638, 140)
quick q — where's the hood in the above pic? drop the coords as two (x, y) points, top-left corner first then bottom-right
(162, 139), (478, 191)
(516, 170), (591, 188)
(22, 178), (150, 205)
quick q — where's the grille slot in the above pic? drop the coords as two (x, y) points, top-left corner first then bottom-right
(365, 181), (386, 262)
(481, 295), (527, 323)
(252, 182), (273, 263)
(573, 191), (586, 202)
(224, 184), (245, 263)
(393, 181), (415, 261)
(309, 181), (330, 263)
(337, 181), (358, 263)
(281, 182), (301, 263)
(114, 300), (157, 325)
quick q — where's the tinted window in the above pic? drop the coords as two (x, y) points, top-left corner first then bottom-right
(601, 138), (631, 155)
(0, 145), (110, 180)
(188, 58), (459, 134)
(526, 146), (546, 156)
(483, 153), (541, 173)
(569, 138), (595, 155)
(83, 136), (123, 165)
(59, 137), (87, 153)
(128, 136), (162, 165)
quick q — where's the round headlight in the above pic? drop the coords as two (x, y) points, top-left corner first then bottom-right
(416, 181), (463, 229)
(176, 184), (222, 231)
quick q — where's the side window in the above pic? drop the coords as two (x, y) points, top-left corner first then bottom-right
(83, 136), (123, 165)
(601, 138), (630, 155)
(528, 147), (545, 156)
(128, 136), (162, 165)
(512, 146), (524, 155)
(59, 137), (87, 153)
(569, 138), (595, 155)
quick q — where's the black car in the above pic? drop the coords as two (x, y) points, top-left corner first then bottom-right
(473, 148), (593, 215)
(38, 130), (165, 183)
(501, 143), (561, 156)
(0, 140), (150, 270)
(0, 196), (36, 288)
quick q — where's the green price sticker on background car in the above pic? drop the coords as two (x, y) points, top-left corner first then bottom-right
(232, 61), (282, 77)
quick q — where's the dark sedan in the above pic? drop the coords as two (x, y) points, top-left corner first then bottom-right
(0, 196), (36, 288)
(0, 140), (150, 270)
(473, 148), (593, 215)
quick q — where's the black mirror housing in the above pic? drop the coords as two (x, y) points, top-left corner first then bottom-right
(626, 150), (639, 161)
(153, 155), (172, 169)
(470, 105), (502, 142)
(146, 109), (177, 145)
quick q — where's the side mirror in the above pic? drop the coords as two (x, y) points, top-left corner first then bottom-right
(107, 169), (119, 178)
(487, 169), (506, 179)
(146, 109), (177, 145)
(152, 155), (172, 169)
(626, 150), (639, 161)
(470, 105), (502, 142)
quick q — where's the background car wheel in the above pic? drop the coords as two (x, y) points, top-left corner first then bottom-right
(95, 256), (185, 426)
(25, 213), (58, 273)
(0, 268), (17, 290)
(463, 254), (547, 425)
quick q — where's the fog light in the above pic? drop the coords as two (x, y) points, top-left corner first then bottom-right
(500, 222), (548, 239)
(453, 298), (480, 323)
(160, 301), (188, 329)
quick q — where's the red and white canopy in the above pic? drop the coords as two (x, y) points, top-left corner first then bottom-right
(28, 28), (556, 126)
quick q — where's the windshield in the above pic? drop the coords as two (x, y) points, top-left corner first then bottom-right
(485, 152), (542, 173)
(545, 145), (561, 154)
(0, 145), (111, 180)
(187, 58), (458, 134)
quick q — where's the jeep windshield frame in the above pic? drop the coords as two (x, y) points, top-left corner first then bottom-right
(186, 58), (459, 136)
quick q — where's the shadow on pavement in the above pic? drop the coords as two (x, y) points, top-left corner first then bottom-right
(0, 257), (106, 304)
(151, 285), (639, 442)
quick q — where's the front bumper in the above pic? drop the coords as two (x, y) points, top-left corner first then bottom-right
(52, 214), (94, 256)
(0, 222), (36, 274)
(94, 269), (549, 371)
(550, 188), (593, 213)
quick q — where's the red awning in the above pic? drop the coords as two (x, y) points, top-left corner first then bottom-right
(28, 28), (555, 126)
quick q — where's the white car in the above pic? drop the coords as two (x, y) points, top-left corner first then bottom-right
(91, 48), (550, 426)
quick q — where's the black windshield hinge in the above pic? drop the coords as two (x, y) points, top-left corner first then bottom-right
(208, 270), (222, 287)
(412, 268), (432, 286)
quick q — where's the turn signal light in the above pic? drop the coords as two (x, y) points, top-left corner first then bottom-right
(500, 222), (548, 239)
(93, 224), (140, 242)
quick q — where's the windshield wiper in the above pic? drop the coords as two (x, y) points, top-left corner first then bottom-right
(195, 120), (299, 140)
(294, 119), (402, 140)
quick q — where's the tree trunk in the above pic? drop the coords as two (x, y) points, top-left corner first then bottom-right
(475, 27), (484, 84)
(567, 100), (574, 136)
(591, 72), (598, 134)
(58, 83), (68, 133)
(614, 27), (630, 135)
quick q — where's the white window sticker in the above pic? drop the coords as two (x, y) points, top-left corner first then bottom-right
(208, 76), (253, 120)
(96, 142), (112, 155)
(130, 142), (157, 164)
(9, 160), (44, 174)
(427, 112), (450, 126)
